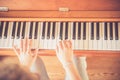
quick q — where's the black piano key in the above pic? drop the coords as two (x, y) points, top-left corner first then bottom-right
(29, 22), (33, 39)
(115, 22), (118, 40)
(104, 22), (108, 40)
(17, 22), (21, 39)
(65, 22), (68, 40)
(109, 22), (113, 40)
(59, 22), (63, 40)
(91, 22), (94, 40)
(72, 22), (76, 40)
(96, 22), (100, 40)
(34, 22), (38, 39)
(12, 22), (16, 39)
(83, 22), (86, 40)
(0, 21), (4, 39)
(52, 22), (56, 39)
(41, 22), (46, 39)
(22, 22), (26, 39)
(47, 22), (51, 39)
(4, 22), (9, 39)
(78, 22), (81, 40)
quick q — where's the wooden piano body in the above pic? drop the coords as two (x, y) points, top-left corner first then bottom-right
(0, 0), (120, 80)
(0, 0), (120, 56)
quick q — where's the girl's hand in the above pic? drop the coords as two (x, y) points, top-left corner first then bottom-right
(13, 39), (38, 68)
(56, 40), (74, 67)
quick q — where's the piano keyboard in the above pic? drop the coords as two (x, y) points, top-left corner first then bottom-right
(0, 21), (120, 51)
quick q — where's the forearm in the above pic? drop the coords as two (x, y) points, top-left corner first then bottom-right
(30, 56), (50, 80)
(64, 63), (82, 80)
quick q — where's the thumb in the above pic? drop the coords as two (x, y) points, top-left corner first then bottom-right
(13, 45), (20, 57)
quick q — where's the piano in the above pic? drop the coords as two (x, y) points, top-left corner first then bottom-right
(0, 0), (120, 56)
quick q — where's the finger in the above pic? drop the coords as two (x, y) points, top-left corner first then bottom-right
(55, 45), (59, 54)
(20, 39), (23, 53)
(32, 51), (38, 63)
(32, 49), (38, 58)
(58, 41), (63, 50)
(68, 40), (72, 49)
(62, 40), (69, 49)
(27, 39), (32, 53)
(23, 39), (25, 53)
(34, 48), (38, 54)
(55, 45), (61, 58)
(25, 38), (28, 52)
(13, 45), (19, 57)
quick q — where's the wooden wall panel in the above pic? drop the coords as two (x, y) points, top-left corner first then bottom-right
(0, 0), (120, 10)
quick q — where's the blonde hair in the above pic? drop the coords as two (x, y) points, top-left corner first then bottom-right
(0, 63), (39, 80)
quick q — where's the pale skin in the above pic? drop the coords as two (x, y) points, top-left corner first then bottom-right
(13, 39), (49, 80)
(13, 39), (38, 69)
(56, 40), (82, 80)
(13, 39), (81, 80)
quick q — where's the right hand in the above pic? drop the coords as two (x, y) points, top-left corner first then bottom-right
(56, 40), (74, 67)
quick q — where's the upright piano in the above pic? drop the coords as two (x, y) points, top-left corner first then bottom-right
(0, 0), (120, 56)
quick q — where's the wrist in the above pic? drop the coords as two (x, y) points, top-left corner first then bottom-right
(62, 61), (74, 69)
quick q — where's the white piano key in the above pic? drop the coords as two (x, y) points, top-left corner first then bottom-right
(7, 22), (13, 48)
(57, 22), (61, 40)
(13, 22), (21, 47)
(19, 22), (23, 39)
(88, 22), (93, 50)
(34, 22), (41, 49)
(1, 22), (6, 47)
(4, 22), (11, 48)
(83, 22), (89, 50)
(49, 22), (55, 49)
(93, 23), (98, 50)
(2, 22), (9, 48)
(44, 22), (48, 49)
(1, 22), (7, 48)
(68, 22), (71, 40)
(25, 22), (30, 38)
(8, 22), (14, 48)
(31, 22), (36, 49)
(23, 21), (30, 48)
(38, 22), (42, 49)
(111, 22), (116, 50)
(62, 22), (65, 40)
(54, 22), (59, 49)
(79, 22), (84, 50)
(47, 22), (53, 49)
(116, 22), (120, 50)
(17, 22), (23, 46)
(0, 22), (5, 47)
(0, 22), (2, 47)
(102, 22), (107, 50)
(97, 22), (103, 50)
(70, 22), (75, 49)
(39, 22), (44, 49)
(73, 22), (77, 49)
(75, 22), (79, 50)
(107, 23), (112, 50)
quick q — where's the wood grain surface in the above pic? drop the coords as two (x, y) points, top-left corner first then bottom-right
(0, 56), (120, 80)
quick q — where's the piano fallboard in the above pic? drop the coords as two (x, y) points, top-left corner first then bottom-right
(0, 49), (120, 57)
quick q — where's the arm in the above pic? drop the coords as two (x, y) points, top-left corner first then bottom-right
(56, 40), (82, 80)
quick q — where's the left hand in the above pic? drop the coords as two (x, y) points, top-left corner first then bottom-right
(13, 39), (38, 68)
